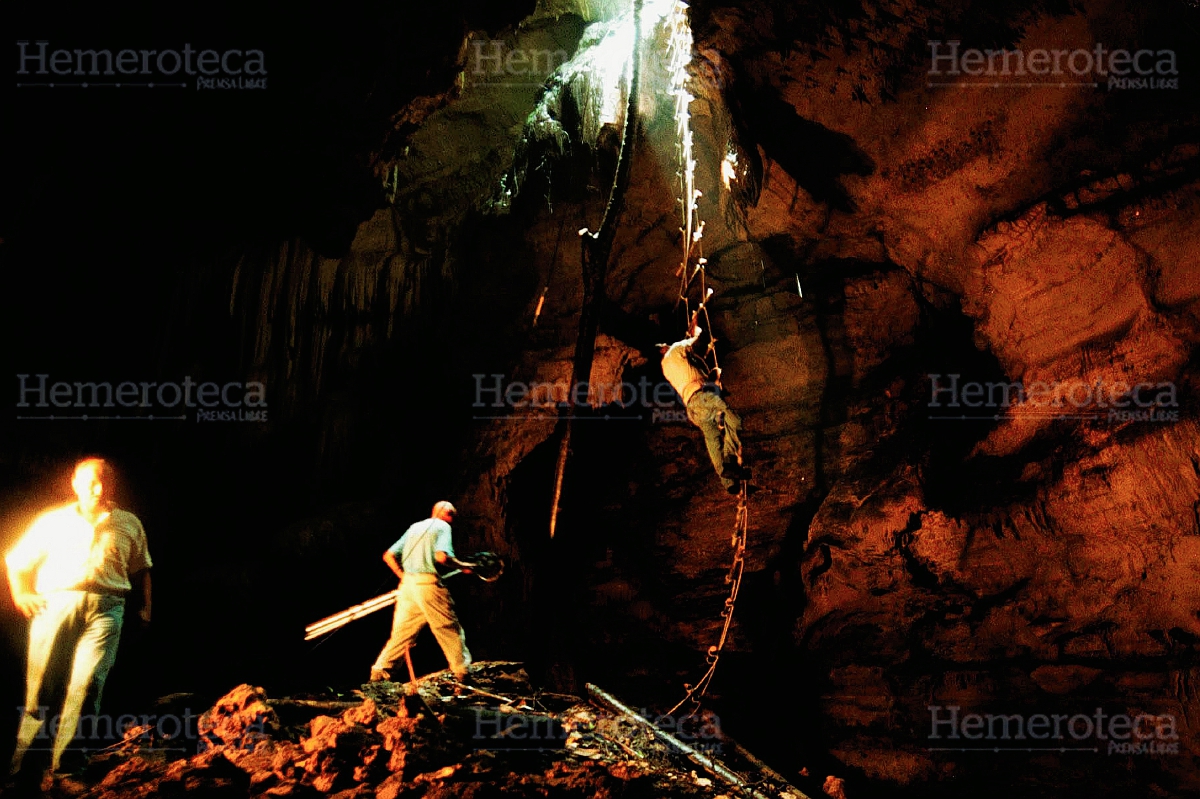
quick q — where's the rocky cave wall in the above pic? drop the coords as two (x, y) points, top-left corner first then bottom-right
(169, 0), (1200, 794)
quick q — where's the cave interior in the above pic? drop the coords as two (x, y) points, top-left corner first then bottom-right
(3, 0), (1200, 796)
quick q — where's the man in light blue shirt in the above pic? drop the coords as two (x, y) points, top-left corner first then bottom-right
(370, 501), (474, 682)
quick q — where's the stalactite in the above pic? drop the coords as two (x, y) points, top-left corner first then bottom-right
(221, 204), (463, 421)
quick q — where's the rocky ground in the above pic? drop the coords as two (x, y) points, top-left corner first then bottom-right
(23, 663), (831, 799)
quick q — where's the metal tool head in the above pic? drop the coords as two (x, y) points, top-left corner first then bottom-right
(467, 551), (505, 582)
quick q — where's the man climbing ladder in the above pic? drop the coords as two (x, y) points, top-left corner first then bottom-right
(660, 324), (749, 494)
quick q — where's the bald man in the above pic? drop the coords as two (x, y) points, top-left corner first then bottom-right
(369, 501), (474, 683)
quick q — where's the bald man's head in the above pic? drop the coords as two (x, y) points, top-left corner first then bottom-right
(432, 501), (457, 523)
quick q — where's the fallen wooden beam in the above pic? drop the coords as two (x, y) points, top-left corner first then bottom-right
(266, 699), (363, 712)
(586, 683), (812, 799)
(729, 738), (811, 799)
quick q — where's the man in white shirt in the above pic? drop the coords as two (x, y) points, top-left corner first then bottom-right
(660, 325), (748, 493)
(6, 458), (152, 784)
(369, 500), (474, 683)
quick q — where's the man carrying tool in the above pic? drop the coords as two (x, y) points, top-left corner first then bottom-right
(660, 325), (749, 494)
(370, 501), (474, 684)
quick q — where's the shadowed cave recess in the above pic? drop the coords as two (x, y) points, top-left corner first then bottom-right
(3, 0), (1200, 796)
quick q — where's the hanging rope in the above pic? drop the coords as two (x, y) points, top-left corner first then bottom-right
(663, 0), (750, 715)
(548, 0), (643, 539)
(667, 1), (723, 390)
(532, 215), (569, 327)
(668, 486), (748, 715)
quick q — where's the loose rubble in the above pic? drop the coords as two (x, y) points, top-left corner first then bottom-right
(41, 663), (820, 799)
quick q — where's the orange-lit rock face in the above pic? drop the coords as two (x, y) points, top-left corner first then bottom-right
(414, 1), (1200, 795)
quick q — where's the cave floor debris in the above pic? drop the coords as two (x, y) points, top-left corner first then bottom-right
(35, 661), (810, 799)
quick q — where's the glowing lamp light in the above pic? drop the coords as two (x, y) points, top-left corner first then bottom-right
(721, 151), (738, 189)
(567, 0), (679, 130)
(18, 507), (110, 593)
